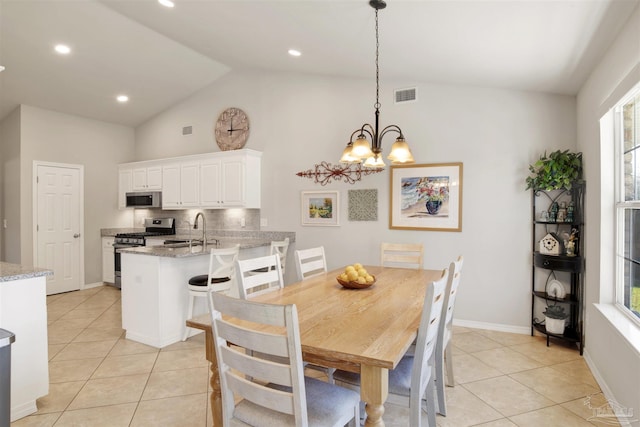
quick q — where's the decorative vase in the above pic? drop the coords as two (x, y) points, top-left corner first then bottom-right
(425, 200), (442, 215)
(545, 316), (566, 335)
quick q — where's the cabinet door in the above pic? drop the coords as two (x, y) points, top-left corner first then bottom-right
(102, 237), (115, 283)
(221, 158), (245, 206)
(162, 164), (181, 208)
(180, 162), (200, 207)
(132, 168), (148, 190)
(146, 166), (162, 190)
(200, 159), (222, 207)
(118, 169), (132, 209)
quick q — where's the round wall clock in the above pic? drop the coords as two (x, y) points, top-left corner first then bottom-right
(214, 107), (250, 151)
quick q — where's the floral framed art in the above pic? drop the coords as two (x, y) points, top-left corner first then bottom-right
(389, 163), (463, 231)
(301, 191), (340, 226)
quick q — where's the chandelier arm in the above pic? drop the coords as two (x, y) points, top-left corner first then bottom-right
(379, 125), (403, 142)
(356, 125), (375, 141)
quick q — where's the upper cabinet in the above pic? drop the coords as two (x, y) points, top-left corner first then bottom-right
(119, 149), (261, 210)
(132, 166), (162, 191)
(162, 160), (200, 209)
(200, 151), (261, 209)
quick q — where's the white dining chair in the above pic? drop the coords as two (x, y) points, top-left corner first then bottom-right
(294, 246), (327, 281)
(381, 242), (424, 269)
(435, 255), (464, 416)
(207, 291), (360, 427)
(183, 244), (240, 341)
(236, 254), (284, 299)
(333, 269), (449, 427)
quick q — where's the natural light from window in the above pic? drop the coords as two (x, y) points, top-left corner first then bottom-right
(615, 83), (640, 322)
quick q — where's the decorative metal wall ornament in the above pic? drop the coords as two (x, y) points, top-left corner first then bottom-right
(296, 161), (383, 186)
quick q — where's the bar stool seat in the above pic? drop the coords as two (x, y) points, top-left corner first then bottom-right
(183, 245), (239, 341)
(188, 275), (230, 287)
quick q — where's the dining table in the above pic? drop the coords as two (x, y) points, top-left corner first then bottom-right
(186, 265), (442, 427)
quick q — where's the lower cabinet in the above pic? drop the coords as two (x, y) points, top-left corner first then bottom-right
(102, 237), (115, 283)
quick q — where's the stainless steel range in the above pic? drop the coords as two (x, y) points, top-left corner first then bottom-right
(113, 218), (175, 288)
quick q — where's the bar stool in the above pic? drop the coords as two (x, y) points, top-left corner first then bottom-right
(183, 244), (239, 341)
(249, 237), (289, 277)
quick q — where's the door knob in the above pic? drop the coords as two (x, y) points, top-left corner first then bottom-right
(73, 233), (80, 238)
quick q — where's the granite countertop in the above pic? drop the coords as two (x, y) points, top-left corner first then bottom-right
(118, 238), (272, 258)
(0, 262), (53, 282)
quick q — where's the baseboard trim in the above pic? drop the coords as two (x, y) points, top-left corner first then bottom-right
(452, 318), (530, 335)
(83, 281), (106, 290)
(583, 349), (636, 427)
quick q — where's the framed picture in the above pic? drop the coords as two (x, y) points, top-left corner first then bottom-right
(301, 191), (340, 226)
(390, 163), (463, 231)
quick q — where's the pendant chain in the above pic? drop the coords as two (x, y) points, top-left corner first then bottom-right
(375, 9), (381, 110)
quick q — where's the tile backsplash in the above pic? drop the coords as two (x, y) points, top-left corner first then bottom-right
(133, 208), (260, 232)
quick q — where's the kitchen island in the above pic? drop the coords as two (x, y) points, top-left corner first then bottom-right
(0, 262), (52, 421)
(119, 235), (292, 348)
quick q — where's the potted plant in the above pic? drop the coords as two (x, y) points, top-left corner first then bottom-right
(526, 150), (583, 191)
(543, 304), (568, 334)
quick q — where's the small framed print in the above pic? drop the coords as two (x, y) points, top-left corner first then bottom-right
(301, 191), (339, 226)
(390, 163), (463, 232)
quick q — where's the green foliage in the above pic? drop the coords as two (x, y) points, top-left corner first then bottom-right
(543, 304), (568, 320)
(526, 150), (583, 191)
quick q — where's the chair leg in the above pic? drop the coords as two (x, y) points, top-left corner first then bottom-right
(435, 351), (447, 416)
(445, 343), (454, 387)
(426, 377), (437, 427)
(327, 367), (336, 385)
(182, 293), (195, 341)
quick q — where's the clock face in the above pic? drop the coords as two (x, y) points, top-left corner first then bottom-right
(214, 107), (250, 151)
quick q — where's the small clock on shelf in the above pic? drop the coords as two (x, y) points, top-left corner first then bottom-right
(214, 107), (250, 151)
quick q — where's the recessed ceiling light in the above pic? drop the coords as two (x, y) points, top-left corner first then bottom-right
(0, 66), (5, 73)
(288, 49), (301, 57)
(116, 95), (129, 103)
(54, 44), (71, 55)
(158, 0), (175, 8)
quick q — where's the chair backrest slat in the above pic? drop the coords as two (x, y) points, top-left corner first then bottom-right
(294, 246), (327, 281)
(216, 320), (290, 358)
(381, 242), (424, 269)
(236, 254), (284, 299)
(271, 237), (290, 275)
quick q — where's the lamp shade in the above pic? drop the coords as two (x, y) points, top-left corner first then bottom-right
(363, 155), (386, 168)
(387, 138), (415, 164)
(351, 136), (374, 159)
(340, 144), (361, 164)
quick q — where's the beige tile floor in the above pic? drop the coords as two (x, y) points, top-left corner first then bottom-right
(10, 285), (619, 427)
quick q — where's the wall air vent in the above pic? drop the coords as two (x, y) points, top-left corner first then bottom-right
(394, 87), (417, 104)
(182, 126), (193, 135)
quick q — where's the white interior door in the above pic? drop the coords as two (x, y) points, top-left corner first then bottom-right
(35, 163), (83, 295)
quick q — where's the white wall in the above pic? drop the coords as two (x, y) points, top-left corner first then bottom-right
(12, 105), (135, 283)
(0, 107), (22, 263)
(577, 1), (640, 418)
(136, 69), (577, 331)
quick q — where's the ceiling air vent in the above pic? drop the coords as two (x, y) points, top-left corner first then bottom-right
(394, 87), (417, 104)
(182, 126), (193, 135)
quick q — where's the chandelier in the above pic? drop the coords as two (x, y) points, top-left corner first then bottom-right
(339, 0), (415, 169)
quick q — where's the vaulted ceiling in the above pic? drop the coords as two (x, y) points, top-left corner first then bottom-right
(1, 0), (638, 127)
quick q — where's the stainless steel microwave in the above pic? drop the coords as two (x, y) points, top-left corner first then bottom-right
(125, 191), (162, 208)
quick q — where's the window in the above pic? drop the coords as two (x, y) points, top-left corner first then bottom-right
(616, 83), (640, 321)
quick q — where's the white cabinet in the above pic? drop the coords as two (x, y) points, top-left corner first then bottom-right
(200, 151), (261, 209)
(132, 166), (162, 191)
(120, 149), (261, 210)
(162, 161), (200, 209)
(102, 237), (115, 283)
(118, 169), (132, 209)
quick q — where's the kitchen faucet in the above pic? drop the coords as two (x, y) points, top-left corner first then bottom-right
(193, 212), (206, 247)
